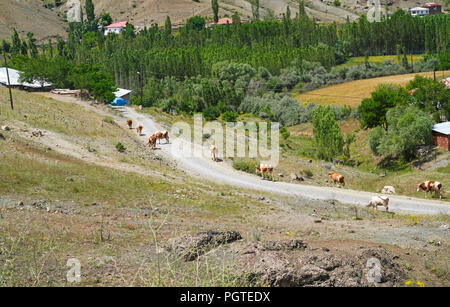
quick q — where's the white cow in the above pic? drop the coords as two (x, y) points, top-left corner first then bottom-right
(381, 186), (396, 195)
(366, 195), (389, 212)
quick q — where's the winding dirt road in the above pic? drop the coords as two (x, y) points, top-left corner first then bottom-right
(117, 106), (450, 215)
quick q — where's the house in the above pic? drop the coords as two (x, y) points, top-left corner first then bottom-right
(432, 122), (450, 151)
(113, 88), (132, 103)
(209, 17), (245, 27)
(421, 3), (442, 14)
(0, 67), (52, 90)
(441, 77), (450, 89)
(104, 21), (128, 35)
(410, 7), (429, 17)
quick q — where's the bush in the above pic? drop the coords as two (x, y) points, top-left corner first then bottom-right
(221, 110), (239, 122)
(232, 159), (258, 174)
(115, 142), (126, 153)
(303, 169), (313, 178)
(203, 106), (221, 121)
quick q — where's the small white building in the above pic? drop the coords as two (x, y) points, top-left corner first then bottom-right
(0, 67), (51, 90)
(104, 21), (127, 35)
(113, 88), (132, 103)
(410, 7), (429, 17)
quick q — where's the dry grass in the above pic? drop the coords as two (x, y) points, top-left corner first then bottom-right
(294, 70), (450, 107)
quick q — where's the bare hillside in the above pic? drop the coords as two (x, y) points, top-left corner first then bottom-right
(0, 0), (67, 41)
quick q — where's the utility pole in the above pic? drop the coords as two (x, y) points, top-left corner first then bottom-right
(137, 71), (143, 106)
(2, 51), (13, 110)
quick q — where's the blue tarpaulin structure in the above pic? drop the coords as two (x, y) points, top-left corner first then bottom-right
(110, 97), (127, 106)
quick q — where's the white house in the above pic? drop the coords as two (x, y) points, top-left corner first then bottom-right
(104, 21), (127, 35)
(113, 88), (132, 103)
(410, 7), (429, 17)
(0, 67), (52, 90)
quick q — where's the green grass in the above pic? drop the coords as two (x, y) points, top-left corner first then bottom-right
(337, 55), (424, 69)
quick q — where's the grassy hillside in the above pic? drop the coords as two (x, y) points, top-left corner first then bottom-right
(294, 70), (450, 107)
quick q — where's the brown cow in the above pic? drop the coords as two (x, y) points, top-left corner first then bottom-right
(155, 130), (169, 144)
(136, 125), (143, 136)
(256, 164), (274, 181)
(417, 181), (442, 199)
(210, 145), (218, 161)
(329, 172), (345, 186)
(148, 134), (157, 149)
(127, 120), (133, 129)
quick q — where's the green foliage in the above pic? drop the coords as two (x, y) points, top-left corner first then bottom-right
(221, 111), (239, 122)
(211, 0), (219, 23)
(358, 84), (409, 129)
(203, 106), (220, 121)
(100, 13), (113, 27)
(165, 16), (172, 35)
(312, 106), (344, 161)
(280, 127), (290, 140)
(115, 142), (126, 153)
(369, 106), (433, 160)
(186, 16), (206, 31)
(406, 75), (450, 119)
(232, 159), (257, 174)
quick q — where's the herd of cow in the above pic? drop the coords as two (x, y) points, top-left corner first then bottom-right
(126, 119), (444, 211)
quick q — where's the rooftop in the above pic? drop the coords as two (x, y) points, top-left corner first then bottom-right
(105, 21), (127, 29)
(432, 122), (450, 135)
(0, 67), (51, 88)
(113, 88), (132, 98)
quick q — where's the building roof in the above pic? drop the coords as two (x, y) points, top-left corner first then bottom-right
(432, 122), (450, 135)
(216, 18), (233, 25)
(105, 21), (127, 29)
(0, 67), (51, 88)
(113, 88), (132, 98)
(422, 3), (441, 7)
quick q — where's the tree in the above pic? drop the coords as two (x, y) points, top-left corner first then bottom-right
(26, 32), (38, 58)
(211, 0), (219, 23)
(165, 16), (172, 35)
(369, 106), (433, 161)
(85, 0), (95, 24)
(186, 16), (205, 31)
(312, 106), (344, 161)
(358, 84), (408, 130)
(100, 13), (112, 27)
(10, 28), (21, 56)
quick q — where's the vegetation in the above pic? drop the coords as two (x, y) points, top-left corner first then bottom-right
(312, 106), (344, 161)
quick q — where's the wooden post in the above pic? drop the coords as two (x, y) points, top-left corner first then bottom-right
(2, 52), (14, 110)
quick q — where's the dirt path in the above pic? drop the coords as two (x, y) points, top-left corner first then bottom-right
(115, 106), (450, 215)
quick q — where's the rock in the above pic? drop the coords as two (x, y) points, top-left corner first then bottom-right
(1, 125), (10, 131)
(0, 133), (5, 140)
(166, 230), (242, 261)
(65, 177), (74, 182)
(31, 129), (44, 137)
(323, 163), (333, 170)
(278, 173), (284, 177)
(261, 239), (308, 251)
(239, 246), (404, 287)
(258, 196), (265, 201)
(289, 173), (304, 181)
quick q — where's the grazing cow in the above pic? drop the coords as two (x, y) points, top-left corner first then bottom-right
(210, 145), (218, 161)
(417, 181), (442, 199)
(332, 157), (344, 165)
(148, 134), (157, 149)
(328, 172), (345, 186)
(127, 120), (133, 129)
(136, 125), (143, 136)
(381, 186), (396, 195)
(155, 130), (169, 144)
(366, 195), (389, 211)
(256, 164), (274, 181)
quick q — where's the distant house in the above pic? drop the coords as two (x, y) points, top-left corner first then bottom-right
(410, 7), (429, 17)
(104, 21), (128, 35)
(0, 67), (51, 91)
(113, 88), (132, 103)
(432, 122), (450, 151)
(209, 17), (245, 27)
(441, 77), (450, 89)
(421, 3), (442, 14)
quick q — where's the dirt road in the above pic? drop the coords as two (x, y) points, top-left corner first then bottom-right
(118, 106), (450, 215)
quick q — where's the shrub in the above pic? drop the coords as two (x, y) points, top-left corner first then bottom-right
(232, 159), (258, 174)
(115, 142), (126, 153)
(203, 106), (221, 121)
(221, 110), (239, 122)
(303, 169), (313, 178)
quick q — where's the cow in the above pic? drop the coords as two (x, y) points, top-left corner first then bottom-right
(381, 186), (396, 195)
(210, 145), (218, 161)
(417, 181), (442, 199)
(136, 125), (143, 136)
(148, 134), (157, 149)
(366, 195), (389, 212)
(155, 130), (169, 144)
(328, 172), (345, 186)
(127, 120), (133, 129)
(256, 164), (274, 181)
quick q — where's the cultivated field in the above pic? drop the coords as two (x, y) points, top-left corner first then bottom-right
(294, 70), (450, 107)
(1, 88), (449, 286)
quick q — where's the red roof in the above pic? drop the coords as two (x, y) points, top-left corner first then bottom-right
(216, 18), (233, 25)
(105, 21), (127, 28)
(421, 3), (441, 7)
